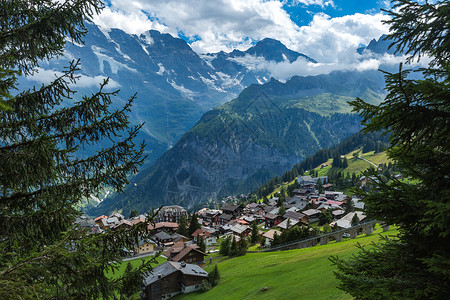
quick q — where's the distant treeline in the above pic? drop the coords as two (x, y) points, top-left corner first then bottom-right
(253, 132), (390, 198)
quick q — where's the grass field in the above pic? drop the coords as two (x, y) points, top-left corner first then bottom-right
(176, 226), (398, 300)
(315, 149), (391, 176)
(106, 253), (166, 279)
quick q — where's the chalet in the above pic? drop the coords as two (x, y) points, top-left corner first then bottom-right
(298, 176), (328, 189)
(218, 213), (233, 225)
(283, 211), (305, 223)
(191, 229), (217, 246)
(292, 189), (309, 196)
(135, 239), (156, 255)
(298, 176), (315, 188)
(141, 261), (208, 300)
(154, 205), (188, 223)
(199, 209), (221, 226)
(277, 218), (300, 231)
(74, 215), (102, 234)
(332, 211), (367, 229)
(111, 219), (132, 230)
(154, 222), (179, 233)
(264, 213), (283, 228)
(154, 231), (174, 246)
(301, 209), (321, 224)
(317, 203), (340, 212)
(94, 215), (108, 228)
(221, 203), (243, 217)
(164, 243), (206, 265)
(230, 224), (251, 237)
(332, 209), (345, 219)
(171, 233), (189, 244)
(286, 199), (309, 211)
(246, 204), (264, 215)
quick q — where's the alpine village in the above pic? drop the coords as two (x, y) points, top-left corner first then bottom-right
(1, 1), (449, 299)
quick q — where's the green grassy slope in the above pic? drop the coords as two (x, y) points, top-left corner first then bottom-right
(177, 226), (398, 300)
(316, 149), (391, 176)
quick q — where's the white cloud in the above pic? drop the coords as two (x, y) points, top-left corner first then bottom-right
(92, 6), (175, 36)
(89, 1), (395, 77)
(294, 0), (335, 8)
(95, 1), (388, 60)
(25, 68), (121, 89)
(255, 52), (431, 81)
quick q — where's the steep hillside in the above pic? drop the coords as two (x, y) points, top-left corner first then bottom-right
(89, 69), (386, 216)
(177, 226), (398, 300)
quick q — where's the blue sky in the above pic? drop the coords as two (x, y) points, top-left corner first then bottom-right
(283, 0), (390, 25)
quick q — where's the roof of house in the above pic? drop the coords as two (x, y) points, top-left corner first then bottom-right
(332, 209), (345, 216)
(230, 224), (249, 235)
(155, 222), (179, 229)
(94, 215), (108, 222)
(299, 175), (314, 182)
(324, 200), (343, 206)
(264, 213), (279, 220)
(221, 203), (241, 212)
(155, 231), (173, 240)
(283, 211), (304, 221)
(130, 216), (146, 225)
(143, 261), (208, 286)
(171, 233), (188, 243)
(171, 245), (207, 262)
(341, 211), (366, 222)
(263, 229), (281, 240)
(163, 241), (199, 257)
(191, 229), (212, 238)
(302, 209), (321, 216)
(219, 213), (233, 220)
(111, 219), (132, 229)
(277, 218), (300, 230)
(138, 239), (156, 246)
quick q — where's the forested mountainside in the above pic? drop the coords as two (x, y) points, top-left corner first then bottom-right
(89, 69), (386, 216)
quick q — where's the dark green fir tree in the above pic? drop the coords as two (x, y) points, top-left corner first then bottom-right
(0, 1), (157, 298)
(331, 1), (450, 298)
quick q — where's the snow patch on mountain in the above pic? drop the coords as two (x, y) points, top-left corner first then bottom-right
(156, 63), (166, 75)
(228, 54), (268, 71)
(91, 46), (138, 74)
(167, 79), (196, 100)
(140, 32), (154, 45)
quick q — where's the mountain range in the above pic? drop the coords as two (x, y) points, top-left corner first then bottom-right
(20, 22), (395, 215)
(24, 22), (317, 166)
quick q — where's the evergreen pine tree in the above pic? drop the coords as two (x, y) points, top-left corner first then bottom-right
(197, 235), (206, 253)
(342, 157), (349, 169)
(332, 1), (450, 298)
(129, 209), (139, 219)
(250, 221), (260, 244)
(219, 236), (231, 256)
(350, 213), (360, 226)
(229, 236), (238, 256)
(0, 1), (156, 298)
(208, 265), (220, 287)
(176, 215), (189, 237)
(188, 214), (201, 236)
